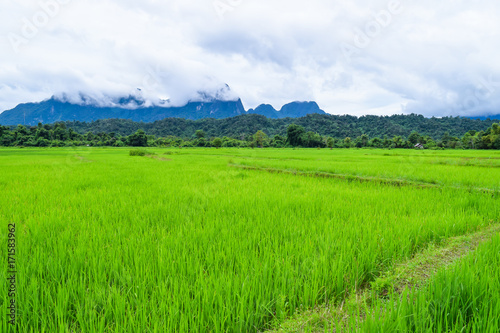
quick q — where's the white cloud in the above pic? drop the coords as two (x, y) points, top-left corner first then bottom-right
(1, 0), (499, 116)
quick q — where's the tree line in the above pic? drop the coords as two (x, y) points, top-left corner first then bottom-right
(1, 121), (499, 149)
(60, 113), (499, 140)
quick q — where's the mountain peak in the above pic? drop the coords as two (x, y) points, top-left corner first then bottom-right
(0, 93), (326, 125)
(247, 101), (326, 119)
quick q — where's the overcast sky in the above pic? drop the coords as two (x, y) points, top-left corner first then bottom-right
(1, 0), (500, 116)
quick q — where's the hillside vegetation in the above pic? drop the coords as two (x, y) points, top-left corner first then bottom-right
(1, 117), (499, 149)
(62, 113), (499, 139)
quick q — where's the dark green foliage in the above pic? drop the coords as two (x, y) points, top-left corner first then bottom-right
(301, 131), (325, 148)
(129, 149), (148, 156)
(127, 129), (148, 147)
(253, 130), (268, 148)
(0, 114), (499, 150)
(55, 113), (498, 140)
(287, 124), (306, 146)
(326, 137), (335, 149)
(212, 137), (222, 148)
(195, 130), (205, 139)
(407, 131), (422, 145)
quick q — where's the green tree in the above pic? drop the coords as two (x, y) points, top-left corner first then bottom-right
(272, 135), (285, 148)
(53, 126), (68, 141)
(287, 124), (305, 147)
(68, 128), (78, 140)
(492, 123), (499, 135)
(355, 134), (369, 147)
(493, 134), (500, 149)
(383, 135), (391, 148)
(344, 137), (352, 148)
(195, 130), (205, 139)
(392, 136), (404, 148)
(196, 138), (207, 147)
(326, 137), (335, 149)
(36, 128), (49, 140)
(0, 132), (14, 146)
(84, 132), (94, 141)
(212, 137), (222, 148)
(253, 130), (268, 148)
(127, 129), (148, 147)
(15, 125), (29, 136)
(302, 131), (325, 148)
(407, 131), (421, 145)
(369, 137), (383, 148)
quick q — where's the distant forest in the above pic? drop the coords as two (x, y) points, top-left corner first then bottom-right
(1, 113), (499, 149)
(63, 113), (497, 139)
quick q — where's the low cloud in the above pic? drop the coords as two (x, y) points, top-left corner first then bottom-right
(1, 0), (499, 116)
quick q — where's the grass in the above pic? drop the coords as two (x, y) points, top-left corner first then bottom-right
(360, 234), (500, 332)
(266, 224), (500, 332)
(0, 147), (498, 332)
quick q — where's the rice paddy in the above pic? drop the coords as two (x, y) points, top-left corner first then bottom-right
(1, 147), (499, 332)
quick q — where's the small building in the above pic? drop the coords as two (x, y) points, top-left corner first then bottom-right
(414, 143), (424, 149)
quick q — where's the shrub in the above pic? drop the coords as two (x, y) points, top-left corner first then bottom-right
(129, 149), (148, 156)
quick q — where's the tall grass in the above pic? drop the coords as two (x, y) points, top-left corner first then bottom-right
(0, 148), (498, 332)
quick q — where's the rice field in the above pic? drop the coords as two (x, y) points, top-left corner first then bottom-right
(0, 147), (499, 332)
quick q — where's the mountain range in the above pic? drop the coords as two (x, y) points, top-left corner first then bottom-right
(0, 95), (326, 126)
(1, 93), (499, 127)
(467, 115), (500, 121)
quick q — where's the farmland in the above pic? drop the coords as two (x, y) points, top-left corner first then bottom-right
(1, 148), (499, 332)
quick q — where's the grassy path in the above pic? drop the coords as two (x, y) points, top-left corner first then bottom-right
(265, 224), (500, 332)
(230, 164), (441, 188)
(230, 164), (499, 194)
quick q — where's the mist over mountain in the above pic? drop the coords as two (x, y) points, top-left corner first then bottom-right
(0, 91), (327, 126)
(1, 90), (498, 127)
(0, 96), (243, 126)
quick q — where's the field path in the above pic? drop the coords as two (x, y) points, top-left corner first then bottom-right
(264, 223), (500, 333)
(230, 164), (499, 194)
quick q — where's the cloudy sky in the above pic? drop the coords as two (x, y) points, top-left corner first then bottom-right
(1, 0), (500, 116)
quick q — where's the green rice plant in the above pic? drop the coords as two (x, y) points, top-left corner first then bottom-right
(0, 147), (497, 332)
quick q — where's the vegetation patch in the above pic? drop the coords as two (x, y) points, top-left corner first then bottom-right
(2, 119), (500, 150)
(129, 148), (154, 156)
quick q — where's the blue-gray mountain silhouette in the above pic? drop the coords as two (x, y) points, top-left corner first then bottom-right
(0, 96), (326, 125)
